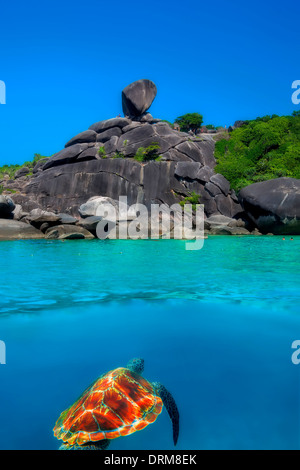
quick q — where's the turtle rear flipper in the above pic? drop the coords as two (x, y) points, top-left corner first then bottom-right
(153, 382), (179, 446)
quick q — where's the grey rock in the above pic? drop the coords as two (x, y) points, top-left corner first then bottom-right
(22, 154), (241, 220)
(175, 162), (201, 179)
(12, 204), (28, 221)
(43, 144), (89, 171)
(209, 225), (250, 235)
(11, 194), (42, 213)
(122, 122), (142, 133)
(79, 196), (128, 219)
(89, 118), (131, 133)
(175, 141), (204, 163)
(160, 149), (191, 162)
(230, 189), (239, 203)
(58, 213), (78, 224)
(154, 124), (186, 146)
(251, 228), (263, 236)
(194, 139), (216, 167)
(0, 219), (44, 240)
(117, 124), (156, 156)
(0, 195), (15, 218)
(210, 174), (230, 196)
(45, 224), (94, 240)
(205, 182), (222, 197)
(76, 147), (99, 162)
(33, 158), (50, 174)
(104, 136), (119, 155)
(40, 222), (50, 232)
(196, 166), (214, 183)
(15, 167), (30, 179)
(65, 130), (97, 148)
(153, 122), (174, 136)
(77, 216), (103, 233)
(140, 113), (154, 123)
(96, 127), (122, 143)
(205, 215), (247, 232)
(214, 194), (237, 218)
(122, 79), (157, 117)
(119, 134), (183, 158)
(118, 123), (154, 147)
(239, 177), (300, 234)
(27, 208), (60, 227)
(206, 214), (236, 226)
(228, 218), (246, 228)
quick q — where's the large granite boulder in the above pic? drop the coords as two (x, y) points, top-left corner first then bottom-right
(239, 177), (300, 234)
(0, 195), (15, 218)
(122, 79), (157, 118)
(65, 130), (97, 148)
(9, 80), (243, 224)
(205, 214), (250, 235)
(0, 219), (44, 240)
(79, 196), (126, 218)
(89, 117), (130, 134)
(15, 167), (30, 179)
(57, 213), (78, 225)
(77, 216), (103, 233)
(12, 204), (28, 221)
(43, 144), (89, 170)
(27, 208), (60, 224)
(33, 158), (50, 174)
(23, 140), (241, 220)
(45, 225), (94, 240)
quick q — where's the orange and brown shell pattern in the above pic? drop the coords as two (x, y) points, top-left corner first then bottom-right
(53, 367), (163, 447)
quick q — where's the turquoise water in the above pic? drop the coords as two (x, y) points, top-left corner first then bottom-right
(0, 236), (299, 449)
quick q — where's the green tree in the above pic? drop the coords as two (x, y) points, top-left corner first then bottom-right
(214, 112), (300, 192)
(134, 143), (161, 162)
(174, 113), (203, 132)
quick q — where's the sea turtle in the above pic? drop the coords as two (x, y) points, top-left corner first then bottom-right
(53, 358), (179, 450)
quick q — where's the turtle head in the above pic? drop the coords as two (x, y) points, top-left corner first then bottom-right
(126, 358), (144, 375)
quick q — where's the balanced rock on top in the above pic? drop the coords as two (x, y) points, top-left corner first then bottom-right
(122, 79), (157, 118)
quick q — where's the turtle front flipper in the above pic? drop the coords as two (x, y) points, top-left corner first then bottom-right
(153, 382), (179, 446)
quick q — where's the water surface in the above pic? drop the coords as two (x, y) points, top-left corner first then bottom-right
(0, 236), (299, 449)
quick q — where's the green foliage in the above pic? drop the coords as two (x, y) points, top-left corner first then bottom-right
(174, 113), (203, 132)
(98, 147), (107, 158)
(134, 143), (160, 162)
(215, 113), (300, 192)
(112, 151), (125, 159)
(0, 164), (21, 179)
(0, 153), (49, 180)
(3, 188), (17, 194)
(179, 191), (201, 211)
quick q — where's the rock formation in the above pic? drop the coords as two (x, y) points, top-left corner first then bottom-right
(10, 79), (242, 222)
(122, 79), (157, 118)
(0, 195), (15, 218)
(0, 78), (298, 239)
(239, 178), (300, 234)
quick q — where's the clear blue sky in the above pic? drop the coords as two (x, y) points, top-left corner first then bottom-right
(0, 0), (299, 165)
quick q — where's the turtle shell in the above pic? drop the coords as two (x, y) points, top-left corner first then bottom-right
(54, 367), (163, 446)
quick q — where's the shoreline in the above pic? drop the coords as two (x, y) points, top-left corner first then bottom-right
(0, 233), (296, 242)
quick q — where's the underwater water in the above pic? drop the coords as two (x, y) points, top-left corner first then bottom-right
(0, 236), (299, 450)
